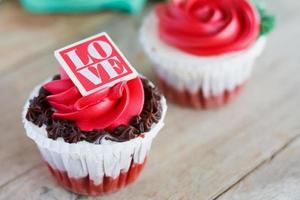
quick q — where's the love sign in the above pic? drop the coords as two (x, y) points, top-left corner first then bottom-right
(54, 32), (138, 96)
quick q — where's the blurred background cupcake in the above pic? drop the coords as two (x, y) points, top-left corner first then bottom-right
(140, 0), (275, 108)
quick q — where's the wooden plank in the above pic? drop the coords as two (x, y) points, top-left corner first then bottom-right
(1, 19), (300, 199)
(0, 163), (78, 200)
(1, 53), (300, 199)
(219, 137), (300, 200)
(0, 0), (300, 199)
(0, 0), (116, 75)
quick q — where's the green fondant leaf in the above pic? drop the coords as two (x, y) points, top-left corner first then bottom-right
(252, 0), (276, 35)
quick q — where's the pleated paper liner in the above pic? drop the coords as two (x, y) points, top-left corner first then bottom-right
(46, 158), (147, 196)
(156, 75), (245, 109)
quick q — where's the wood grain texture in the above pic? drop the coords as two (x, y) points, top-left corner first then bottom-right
(0, 0), (300, 199)
(0, 0), (115, 74)
(220, 138), (300, 200)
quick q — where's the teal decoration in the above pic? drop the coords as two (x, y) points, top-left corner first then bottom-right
(252, 0), (276, 36)
(19, 0), (147, 14)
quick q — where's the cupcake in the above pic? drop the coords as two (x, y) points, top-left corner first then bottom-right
(22, 36), (167, 195)
(140, 0), (275, 108)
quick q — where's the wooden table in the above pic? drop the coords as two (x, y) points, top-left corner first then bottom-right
(1, 0), (300, 199)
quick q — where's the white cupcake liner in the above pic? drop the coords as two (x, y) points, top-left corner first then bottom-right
(22, 79), (167, 185)
(140, 13), (266, 97)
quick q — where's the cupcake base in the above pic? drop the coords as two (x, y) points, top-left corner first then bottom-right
(46, 158), (147, 196)
(156, 75), (244, 109)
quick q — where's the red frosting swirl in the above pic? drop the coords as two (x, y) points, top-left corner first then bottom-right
(156, 0), (260, 55)
(43, 69), (144, 131)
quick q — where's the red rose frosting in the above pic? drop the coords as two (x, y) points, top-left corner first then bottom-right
(156, 0), (260, 56)
(43, 69), (144, 131)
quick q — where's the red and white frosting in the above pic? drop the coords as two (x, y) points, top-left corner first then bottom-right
(43, 69), (144, 131)
(156, 0), (260, 55)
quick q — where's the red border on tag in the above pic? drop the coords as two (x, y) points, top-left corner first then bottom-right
(54, 32), (138, 96)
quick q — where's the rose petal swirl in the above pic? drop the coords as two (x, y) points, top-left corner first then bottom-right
(156, 0), (260, 55)
(43, 69), (144, 131)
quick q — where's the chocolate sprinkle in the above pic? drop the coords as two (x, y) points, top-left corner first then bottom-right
(26, 76), (163, 144)
(110, 125), (140, 142)
(26, 95), (53, 127)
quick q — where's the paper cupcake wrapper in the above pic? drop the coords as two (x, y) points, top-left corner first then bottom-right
(140, 13), (266, 98)
(22, 79), (167, 195)
(45, 159), (147, 195)
(157, 75), (244, 108)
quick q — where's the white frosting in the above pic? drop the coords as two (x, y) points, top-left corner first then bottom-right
(140, 13), (266, 97)
(22, 80), (167, 184)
